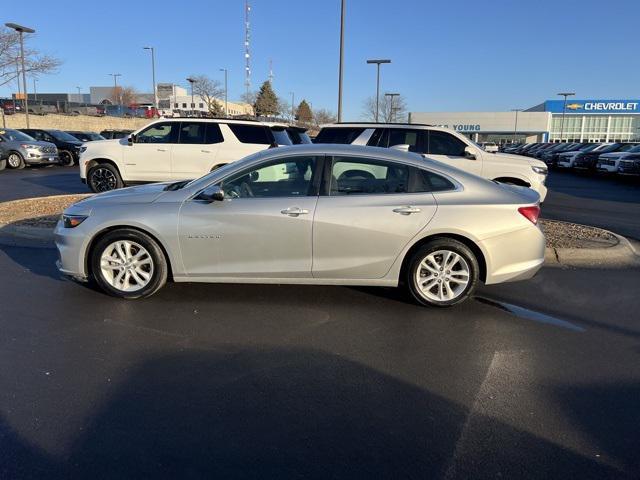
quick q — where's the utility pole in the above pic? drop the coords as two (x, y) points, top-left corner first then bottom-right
(187, 77), (196, 116)
(143, 47), (157, 113)
(244, 0), (251, 100)
(6, 23), (36, 127)
(33, 78), (37, 102)
(290, 91), (295, 123)
(220, 68), (228, 117)
(367, 60), (391, 122)
(511, 109), (522, 142)
(385, 92), (399, 123)
(557, 92), (575, 143)
(109, 73), (122, 108)
(337, 0), (345, 122)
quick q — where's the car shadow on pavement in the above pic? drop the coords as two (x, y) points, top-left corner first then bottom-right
(16, 170), (88, 196)
(0, 347), (632, 479)
(0, 244), (62, 282)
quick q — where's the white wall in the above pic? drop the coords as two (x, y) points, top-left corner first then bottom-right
(409, 111), (551, 134)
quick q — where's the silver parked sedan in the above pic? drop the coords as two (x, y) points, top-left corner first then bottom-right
(55, 144), (545, 307)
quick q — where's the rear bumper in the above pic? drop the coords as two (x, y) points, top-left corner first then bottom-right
(480, 225), (546, 285)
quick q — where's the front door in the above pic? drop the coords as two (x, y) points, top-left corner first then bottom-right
(424, 130), (483, 176)
(178, 155), (321, 278)
(123, 122), (177, 182)
(312, 155), (437, 279)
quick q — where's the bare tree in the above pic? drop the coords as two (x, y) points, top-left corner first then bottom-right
(362, 94), (408, 123)
(0, 26), (62, 87)
(190, 74), (224, 116)
(313, 108), (337, 127)
(240, 90), (257, 106)
(111, 86), (138, 106)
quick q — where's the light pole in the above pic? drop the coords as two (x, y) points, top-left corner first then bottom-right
(367, 59), (391, 122)
(290, 91), (295, 123)
(219, 68), (228, 117)
(108, 73), (122, 107)
(33, 78), (37, 102)
(186, 77), (196, 116)
(511, 109), (522, 142)
(557, 92), (575, 143)
(76, 86), (83, 108)
(384, 92), (399, 123)
(337, 0), (345, 122)
(143, 47), (157, 114)
(6, 23), (35, 127)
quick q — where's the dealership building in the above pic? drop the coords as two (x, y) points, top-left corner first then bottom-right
(409, 99), (640, 143)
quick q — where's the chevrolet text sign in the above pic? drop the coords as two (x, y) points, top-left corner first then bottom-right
(544, 100), (640, 114)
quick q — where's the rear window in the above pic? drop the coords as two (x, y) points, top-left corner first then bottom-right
(228, 124), (273, 144)
(315, 127), (365, 144)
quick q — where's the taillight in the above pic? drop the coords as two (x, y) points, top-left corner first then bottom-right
(518, 206), (540, 225)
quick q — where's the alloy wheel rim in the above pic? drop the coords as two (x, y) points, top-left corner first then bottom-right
(100, 240), (154, 292)
(8, 154), (21, 167)
(91, 168), (117, 192)
(415, 250), (470, 302)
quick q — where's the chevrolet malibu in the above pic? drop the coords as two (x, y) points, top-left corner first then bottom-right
(55, 145), (545, 307)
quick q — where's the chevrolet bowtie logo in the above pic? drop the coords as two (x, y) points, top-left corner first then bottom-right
(566, 103), (583, 110)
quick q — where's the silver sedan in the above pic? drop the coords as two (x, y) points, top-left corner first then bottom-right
(55, 144), (545, 307)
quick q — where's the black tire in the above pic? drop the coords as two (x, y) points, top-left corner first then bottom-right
(90, 228), (168, 299)
(87, 163), (123, 192)
(405, 238), (479, 307)
(0, 158), (6, 170)
(59, 150), (75, 167)
(7, 152), (25, 169)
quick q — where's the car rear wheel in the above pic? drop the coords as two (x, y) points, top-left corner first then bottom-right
(87, 163), (123, 192)
(7, 152), (25, 169)
(405, 238), (479, 307)
(59, 150), (75, 167)
(91, 229), (168, 299)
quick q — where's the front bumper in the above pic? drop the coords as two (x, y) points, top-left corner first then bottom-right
(54, 220), (90, 280)
(596, 164), (617, 173)
(24, 152), (59, 165)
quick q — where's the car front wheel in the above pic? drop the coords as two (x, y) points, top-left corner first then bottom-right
(7, 152), (25, 169)
(90, 229), (168, 299)
(59, 150), (75, 166)
(87, 163), (123, 192)
(406, 238), (479, 307)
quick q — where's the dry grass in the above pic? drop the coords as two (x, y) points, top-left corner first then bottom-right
(0, 194), (91, 228)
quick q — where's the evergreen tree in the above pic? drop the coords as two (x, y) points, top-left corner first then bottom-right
(254, 80), (279, 117)
(296, 99), (313, 124)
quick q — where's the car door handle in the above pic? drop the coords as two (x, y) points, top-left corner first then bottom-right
(201, 149), (212, 153)
(281, 207), (309, 217)
(393, 206), (421, 215)
(157, 148), (168, 152)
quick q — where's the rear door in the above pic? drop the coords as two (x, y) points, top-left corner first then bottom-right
(171, 122), (222, 179)
(312, 155), (437, 279)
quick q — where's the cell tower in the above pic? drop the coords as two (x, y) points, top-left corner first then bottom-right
(244, 0), (251, 98)
(268, 59), (274, 84)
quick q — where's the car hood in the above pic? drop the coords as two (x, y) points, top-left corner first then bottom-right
(4, 140), (56, 149)
(492, 152), (545, 168)
(66, 183), (170, 214)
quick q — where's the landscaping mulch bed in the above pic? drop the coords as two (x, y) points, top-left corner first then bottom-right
(539, 219), (618, 249)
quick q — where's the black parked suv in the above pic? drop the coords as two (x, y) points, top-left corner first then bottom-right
(19, 129), (83, 166)
(66, 131), (106, 142)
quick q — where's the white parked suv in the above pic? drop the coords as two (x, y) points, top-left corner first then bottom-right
(79, 119), (307, 192)
(556, 143), (612, 169)
(479, 142), (499, 153)
(314, 123), (548, 201)
(596, 144), (640, 173)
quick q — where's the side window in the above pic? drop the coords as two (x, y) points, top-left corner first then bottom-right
(205, 123), (223, 144)
(410, 168), (456, 193)
(219, 156), (318, 198)
(330, 156), (408, 195)
(427, 131), (467, 156)
(314, 127), (365, 144)
(387, 129), (425, 153)
(136, 122), (178, 144)
(367, 128), (386, 147)
(178, 122), (206, 144)
(228, 124), (273, 144)
(42, 133), (55, 143)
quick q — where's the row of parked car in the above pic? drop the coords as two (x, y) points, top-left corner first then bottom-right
(0, 128), (132, 171)
(499, 141), (640, 176)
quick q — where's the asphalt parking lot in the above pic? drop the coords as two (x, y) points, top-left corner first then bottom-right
(0, 166), (639, 478)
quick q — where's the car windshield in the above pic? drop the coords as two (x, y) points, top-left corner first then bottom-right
(0, 128), (34, 142)
(598, 144), (622, 153)
(579, 144), (600, 152)
(88, 133), (106, 140)
(625, 145), (640, 153)
(617, 144), (638, 152)
(49, 130), (81, 142)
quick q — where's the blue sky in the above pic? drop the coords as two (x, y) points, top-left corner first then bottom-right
(4, 0), (640, 119)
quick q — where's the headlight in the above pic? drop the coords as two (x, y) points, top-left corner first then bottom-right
(62, 214), (88, 228)
(20, 144), (39, 149)
(532, 165), (548, 175)
(79, 146), (87, 153)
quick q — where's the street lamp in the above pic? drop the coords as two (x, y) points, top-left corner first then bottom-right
(186, 77), (196, 116)
(289, 91), (295, 123)
(557, 92), (575, 143)
(219, 68), (228, 117)
(108, 73), (122, 106)
(511, 109), (522, 142)
(367, 59), (391, 122)
(76, 86), (83, 108)
(5, 23), (35, 127)
(384, 92), (399, 123)
(143, 47), (157, 114)
(337, 0), (345, 122)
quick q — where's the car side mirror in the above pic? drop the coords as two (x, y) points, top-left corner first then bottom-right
(128, 134), (137, 145)
(196, 185), (224, 203)
(464, 146), (477, 160)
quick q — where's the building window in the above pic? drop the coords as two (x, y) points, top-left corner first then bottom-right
(182, 103), (187, 108)
(174, 103), (178, 108)
(199, 103), (204, 109)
